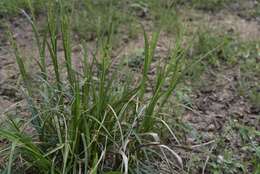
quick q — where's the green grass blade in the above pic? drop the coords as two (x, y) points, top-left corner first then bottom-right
(7, 142), (16, 174)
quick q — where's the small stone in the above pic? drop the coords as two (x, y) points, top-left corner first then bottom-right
(187, 137), (195, 144)
(207, 124), (215, 131)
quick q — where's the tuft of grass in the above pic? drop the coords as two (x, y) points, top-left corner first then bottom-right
(191, 0), (232, 12)
(0, 0), (44, 16)
(196, 30), (233, 67)
(0, 1), (196, 173)
(236, 41), (260, 109)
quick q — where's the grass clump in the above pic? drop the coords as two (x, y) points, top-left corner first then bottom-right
(191, 0), (232, 12)
(236, 41), (260, 109)
(196, 30), (233, 66)
(0, 0), (44, 16)
(0, 1), (193, 173)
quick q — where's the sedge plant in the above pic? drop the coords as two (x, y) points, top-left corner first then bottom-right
(0, 0), (198, 173)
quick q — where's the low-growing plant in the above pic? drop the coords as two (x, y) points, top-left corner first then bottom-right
(0, 0), (200, 173)
(0, 0), (44, 16)
(236, 41), (260, 107)
(197, 30), (233, 66)
(191, 0), (231, 12)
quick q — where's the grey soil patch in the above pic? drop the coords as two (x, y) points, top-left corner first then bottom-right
(182, 9), (260, 41)
(174, 65), (260, 173)
(0, 17), (31, 114)
(184, 66), (259, 139)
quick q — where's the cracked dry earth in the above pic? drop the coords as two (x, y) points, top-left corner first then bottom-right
(0, 17), (33, 118)
(183, 66), (260, 139)
(170, 67), (260, 173)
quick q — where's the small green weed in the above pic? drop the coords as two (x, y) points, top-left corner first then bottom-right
(236, 42), (260, 107)
(191, 0), (232, 12)
(0, 0), (44, 15)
